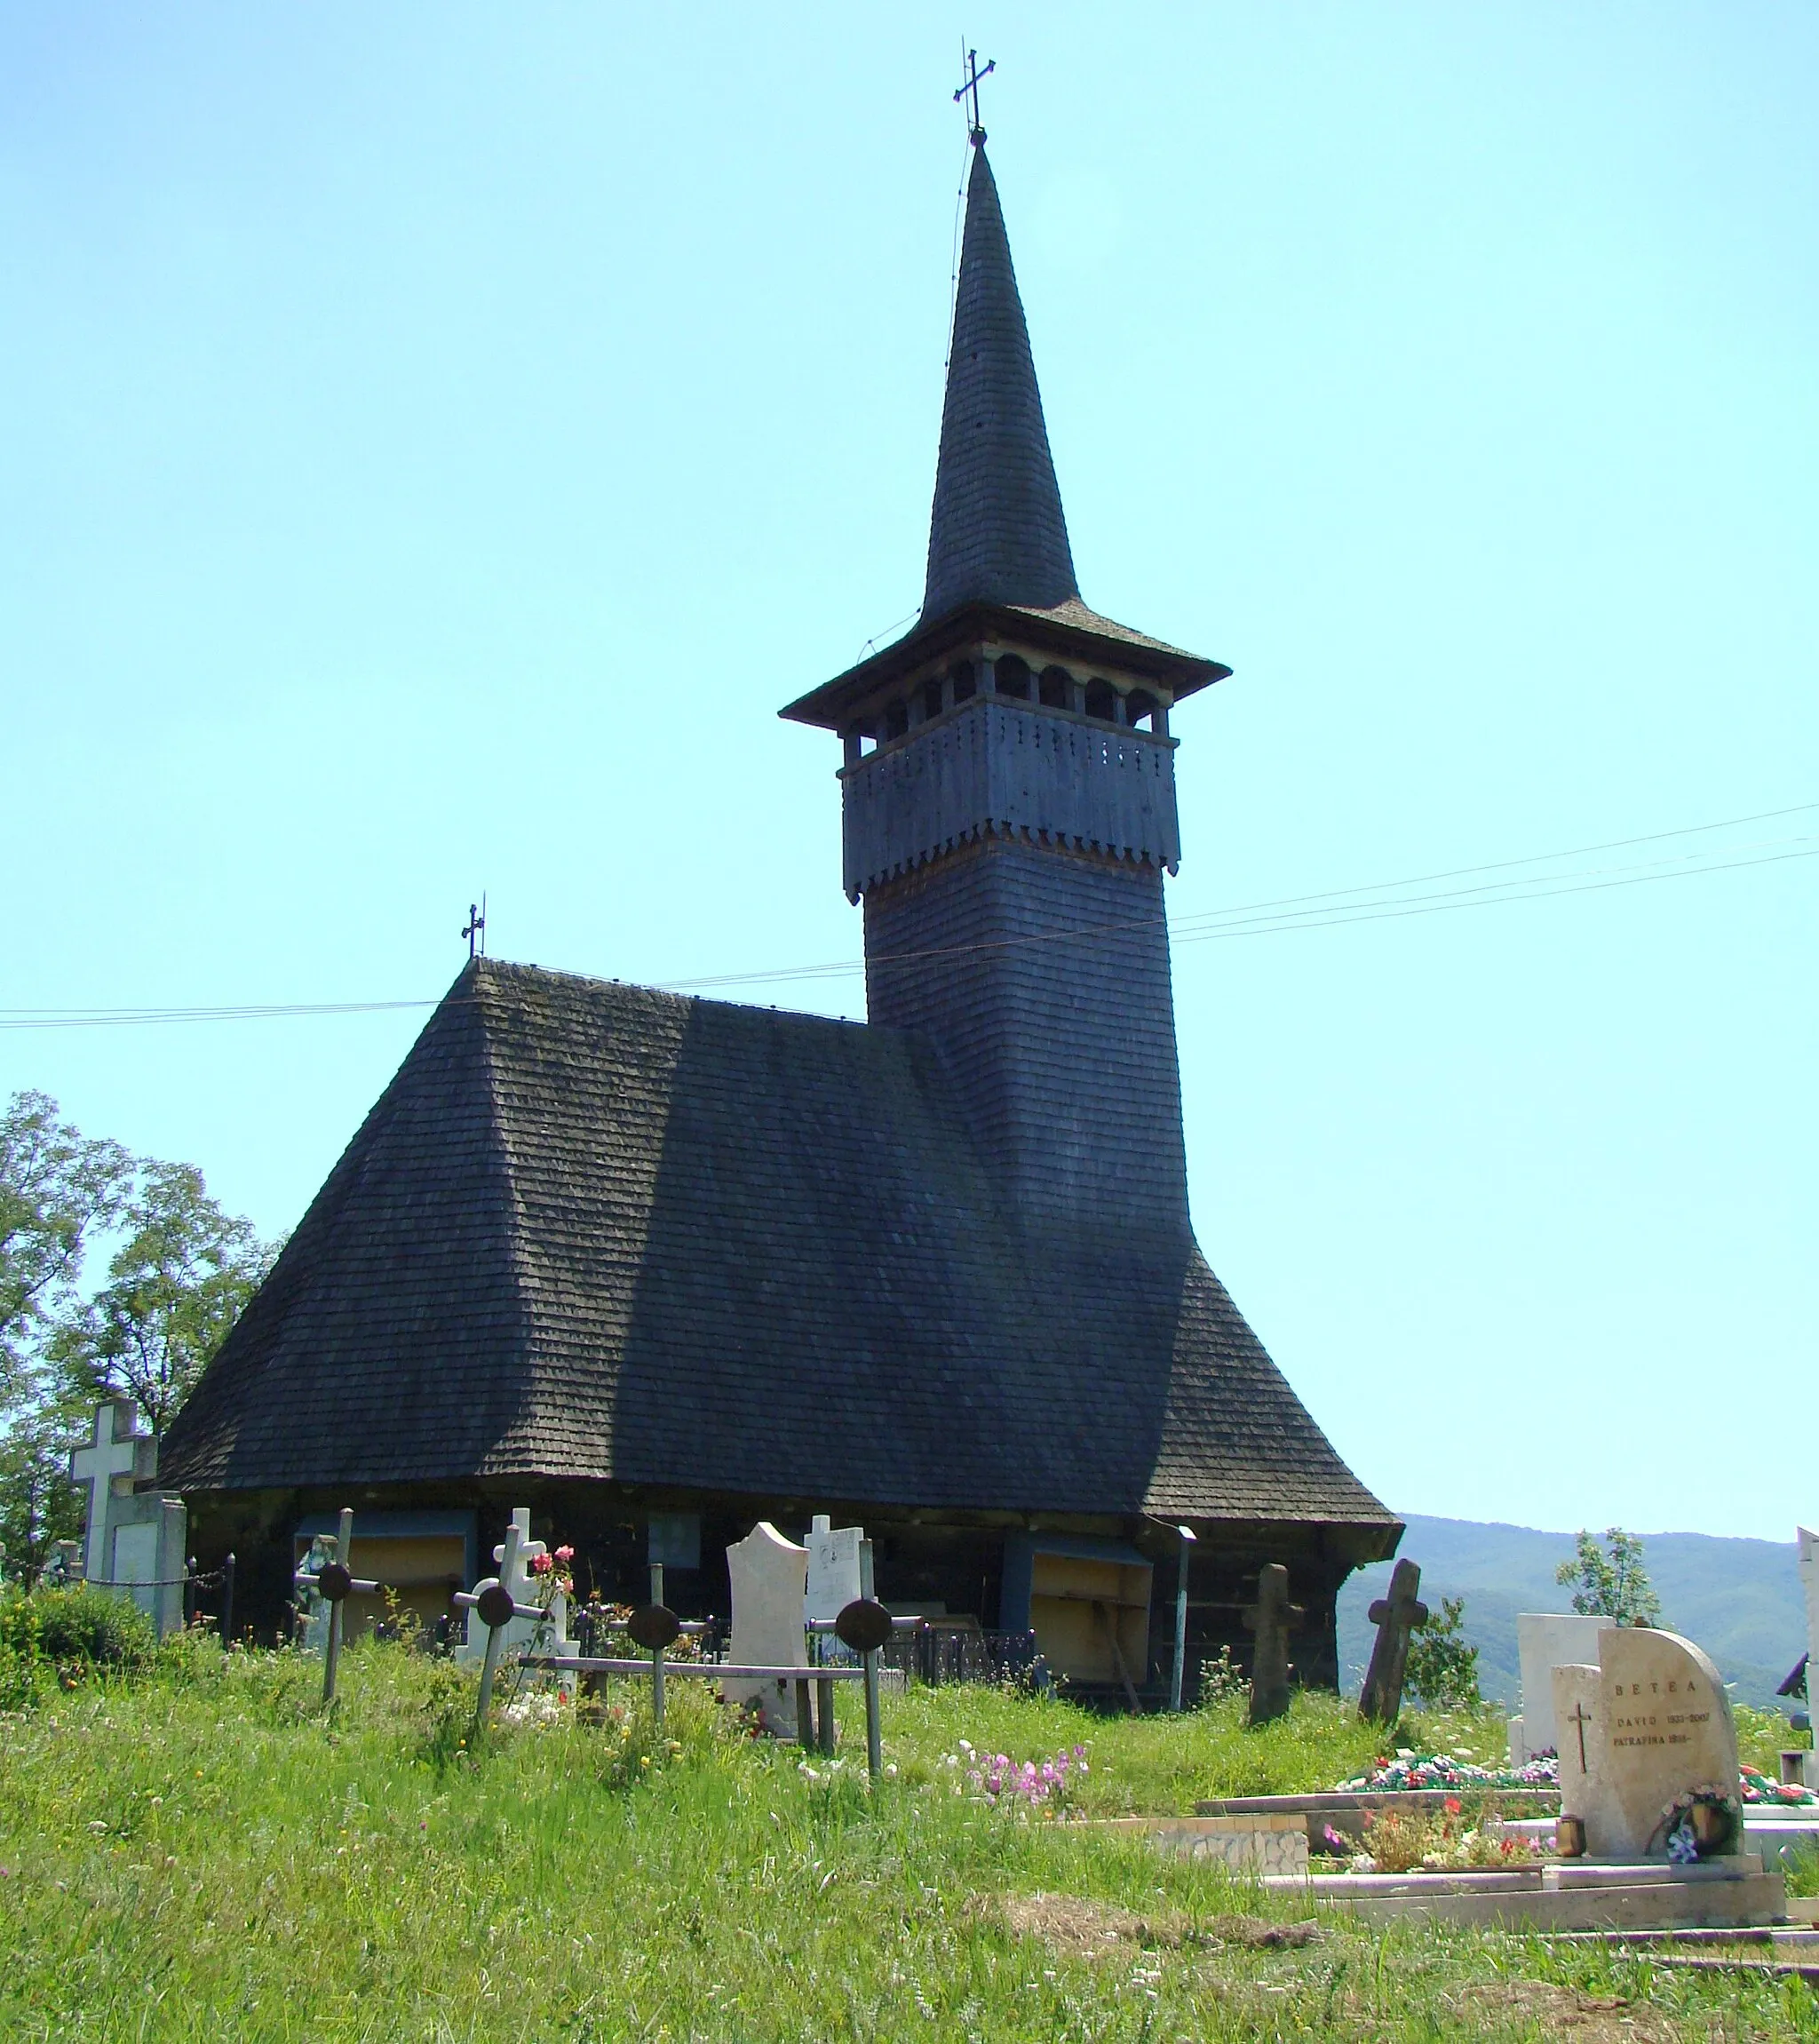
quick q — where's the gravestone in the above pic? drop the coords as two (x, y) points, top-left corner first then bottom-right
(68, 1399), (187, 1636)
(1242, 1563), (1303, 1725)
(724, 1522), (808, 1736)
(806, 1515), (864, 1661)
(1359, 1558), (1427, 1724)
(457, 1507), (573, 1665)
(1799, 1528), (1819, 1789)
(1553, 1627), (1741, 1860)
(1508, 1611), (1609, 1763)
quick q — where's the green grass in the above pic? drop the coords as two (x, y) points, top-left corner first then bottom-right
(1, 1637), (1815, 2041)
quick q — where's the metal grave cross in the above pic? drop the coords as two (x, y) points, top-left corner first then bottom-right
(1241, 1563), (1305, 1725)
(1567, 1698), (1593, 1774)
(294, 1508), (379, 1703)
(453, 1513), (551, 1726)
(1359, 1557), (1429, 1725)
(953, 47), (995, 144)
(70, 1399), (153, 1582)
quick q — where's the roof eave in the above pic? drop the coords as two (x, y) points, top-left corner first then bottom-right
(781, 600), (1231, 732)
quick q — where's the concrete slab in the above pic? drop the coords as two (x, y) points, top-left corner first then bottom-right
(1194, 1788), (1559, 1851)
(1091, 1813), (1307, 1876)
(1261, 1859), (1786, 1932)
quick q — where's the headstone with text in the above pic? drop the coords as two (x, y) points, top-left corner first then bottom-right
(1553, 1626), (1741, 1861)
(806, 1515), (864, 1662)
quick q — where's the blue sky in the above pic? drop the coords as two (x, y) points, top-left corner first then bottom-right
(3, 5), (1813, 1539)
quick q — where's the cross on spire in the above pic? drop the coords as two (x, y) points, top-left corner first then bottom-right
(462, 897), (487, 961)
(953, 46), (994, 146)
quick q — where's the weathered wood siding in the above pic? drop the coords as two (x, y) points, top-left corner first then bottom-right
(863, 834), (1189, 1238)
(842, 698), (1180, 902)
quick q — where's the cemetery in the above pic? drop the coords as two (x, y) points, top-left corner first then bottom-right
(5, 1410), (1819, 2035)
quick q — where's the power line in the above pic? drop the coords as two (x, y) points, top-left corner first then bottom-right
(3, 799), (1811, 1028)
(0, 999), (435, 1031)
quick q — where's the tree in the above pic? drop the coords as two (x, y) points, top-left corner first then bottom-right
(0, 1093), (131, 1411)
(1555, 1526), (1663, 1627)
(1403, 1595), (1481, 1708)
(47, 1160), (277, 1436)
(0, 1403), (85, 1585)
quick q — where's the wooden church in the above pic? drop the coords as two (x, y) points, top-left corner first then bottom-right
(160, 134), (1399, 1698)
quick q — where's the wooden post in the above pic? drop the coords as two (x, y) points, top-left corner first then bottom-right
(794, 1679), (815, 1752)
(863, 1649), (881, 1779)
(323, 1507), (353, 1704)
(649, 1562), (666, 1731)
(1170, 1525), (1196, 1713)
(219, 1553), (235, 1647)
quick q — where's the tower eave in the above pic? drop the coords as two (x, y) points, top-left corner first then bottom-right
(780, 598), (1230, 733)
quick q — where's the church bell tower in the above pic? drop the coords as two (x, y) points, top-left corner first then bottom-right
(781, 136), (1230, 1245)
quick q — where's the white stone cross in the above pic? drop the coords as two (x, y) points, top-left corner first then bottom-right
(458, 1507), (571, 1662)
(69, 1399), (155, 1582)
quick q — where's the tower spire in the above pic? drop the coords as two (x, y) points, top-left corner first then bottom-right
(921, 146), (1079, 625)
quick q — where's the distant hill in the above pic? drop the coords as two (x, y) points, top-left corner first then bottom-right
(1336, 1515), (1808, 1715)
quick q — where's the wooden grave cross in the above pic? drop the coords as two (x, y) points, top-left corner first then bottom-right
(293, 1508), (380, 1704)
(1358, 1557), (1429, 1725)
(1241, 1563), (1304, 1725)
(452, 1515), (547, 1726)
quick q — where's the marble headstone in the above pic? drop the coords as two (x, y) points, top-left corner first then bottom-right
(724, 1522), (808, 1736)
(806, 1515), (864, 1662)
(806, 1516), (862, 1618)
(1507, 1611), (1609, 1764)
(1553, 1626), (1740, 1860)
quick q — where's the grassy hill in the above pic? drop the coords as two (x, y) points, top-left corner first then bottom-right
(1338, 1515), (1809, 1714)
(1, 1626), (1811, 2041)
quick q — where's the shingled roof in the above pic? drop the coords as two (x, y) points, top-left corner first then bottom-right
(783, 146), (1227, 733)
(922, 145), (1079, 622)
(160, 959), (1394, 1535)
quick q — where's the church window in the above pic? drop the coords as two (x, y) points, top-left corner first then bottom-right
(994, 655), (1031, 700)
(1038, 665), (1070, 709)
(1084, 679), (1118, 722)
(1125, 690), (1157, 731)
(923, 678), (944, 721)
(950, 660), (976, 704)
(885, 699), (910, 741)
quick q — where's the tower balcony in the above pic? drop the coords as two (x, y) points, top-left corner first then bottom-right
(840, 692), (1180, 903)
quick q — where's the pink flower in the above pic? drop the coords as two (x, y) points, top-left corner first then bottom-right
(554, 1545), (575, 1563)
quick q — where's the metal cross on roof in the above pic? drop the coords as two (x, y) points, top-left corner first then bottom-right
(953, 46), (995, 145)
(462, 895), (487, 960)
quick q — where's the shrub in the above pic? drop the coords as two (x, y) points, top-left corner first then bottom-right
(1196, 1644), (1245, 1707)
(1404, 1596), (1481, 1708)
(0, 1585), (155, 1670)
